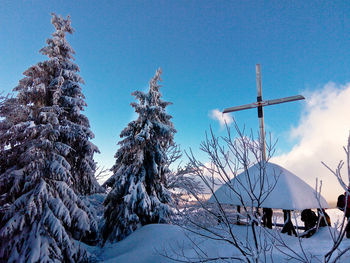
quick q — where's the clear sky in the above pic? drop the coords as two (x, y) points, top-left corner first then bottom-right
(1, 1), (350, 202)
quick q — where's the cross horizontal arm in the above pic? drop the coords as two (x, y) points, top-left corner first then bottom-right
(264, 95), (305, 107)
(223, 95), (305, 114)
(223, 102), (258, 113)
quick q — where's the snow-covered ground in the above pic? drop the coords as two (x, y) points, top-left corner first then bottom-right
(85, 209), (350, 262)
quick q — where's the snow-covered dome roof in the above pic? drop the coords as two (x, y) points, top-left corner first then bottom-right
(209, 162), (329, 210)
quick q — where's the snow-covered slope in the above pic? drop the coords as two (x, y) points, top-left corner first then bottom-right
(100, 224), (189, 263)
(91, 209), (350, 263)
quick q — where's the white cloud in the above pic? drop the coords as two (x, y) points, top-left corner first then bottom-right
(210, 109), (233, 127)
(272, 82), (350, 204)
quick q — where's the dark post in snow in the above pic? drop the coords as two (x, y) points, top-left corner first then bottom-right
(223, 64), (305, 161)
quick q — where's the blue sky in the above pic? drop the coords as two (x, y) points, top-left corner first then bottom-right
(1, 1), (350, 199)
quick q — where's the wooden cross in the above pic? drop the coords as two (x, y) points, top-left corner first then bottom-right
(223, 64), (305, 161)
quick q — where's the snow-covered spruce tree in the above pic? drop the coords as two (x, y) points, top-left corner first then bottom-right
(0, 14), (98, 262)
(37, 13), (102, 195)
(103, 68), (175, 242)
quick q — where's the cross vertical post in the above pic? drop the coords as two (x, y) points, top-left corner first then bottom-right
(222, 64), (305, 162)
(256, 64), (267, 161)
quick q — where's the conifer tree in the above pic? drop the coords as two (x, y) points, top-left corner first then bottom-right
(103, 68), (175, 242)
(0, 14), (98, 262)
(39, 13), (102, 195)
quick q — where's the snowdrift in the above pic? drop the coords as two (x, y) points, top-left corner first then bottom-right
(94, 216), (350, 263)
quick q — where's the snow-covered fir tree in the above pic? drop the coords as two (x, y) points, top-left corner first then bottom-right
(103, 68), (175, 242)
(0, 14), (98, 262)
(38, 13), (102, 195)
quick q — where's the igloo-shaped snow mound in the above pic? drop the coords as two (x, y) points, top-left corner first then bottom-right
(209, 162), (329, 210)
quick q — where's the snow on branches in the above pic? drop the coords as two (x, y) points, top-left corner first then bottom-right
(0, 14), (99, 262)
(102, 68), (175, 243)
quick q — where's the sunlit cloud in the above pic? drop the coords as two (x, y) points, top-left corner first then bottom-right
(210, 109), (233, 127)
(272, 82), (350, 204)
